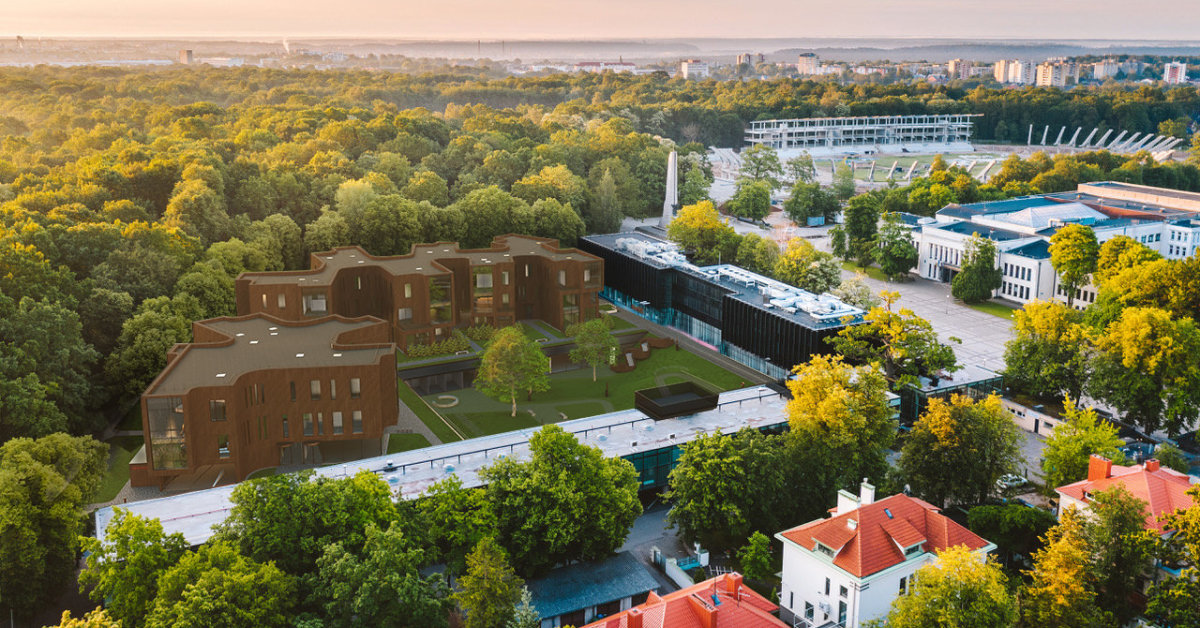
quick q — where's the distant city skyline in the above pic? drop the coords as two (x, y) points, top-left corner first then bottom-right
(7, 0), (1200, 40)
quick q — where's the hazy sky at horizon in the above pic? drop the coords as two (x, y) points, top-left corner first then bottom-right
(7, 0), (1200, 40)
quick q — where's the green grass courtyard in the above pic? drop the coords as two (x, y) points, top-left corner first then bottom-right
(415, 344), (749, 439)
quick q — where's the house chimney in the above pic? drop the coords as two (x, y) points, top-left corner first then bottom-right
(627, 608), (643, 628)
(1145, 459), (1160, 472)
(726, 573), (744, 597)
(860, 478), (875, 505)
(1087, 455), (1113, 481)
(835, 489), (860, 515)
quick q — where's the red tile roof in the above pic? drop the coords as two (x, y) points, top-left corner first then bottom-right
(1056, 461), (1197, 533)
(779, 493), (990, 578)
(581, 573), (785, 628)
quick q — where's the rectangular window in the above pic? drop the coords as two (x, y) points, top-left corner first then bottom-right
(475, 270), (493, 289)
(583, 268), (591, 283)
(558, 269), (567, 286)
(282, 416), (290, 438)
(316, 412), (324, 435)
(398, 307), (412, 320)
(404, 282), (412, 298)
(261, 293), (267, 308)
(277, 293), (286, 309)
(350, 378), (361, 399)
(804, 602), (814, 620)
(838, 601), (847, 624)
(501, 293), (510, 305)
(899, 576), (907, 594)
(332, 411), (344, 435)
(524, 264), (530, 277)
(840, 585), (848, 598)
(290, 381), (296, 401)
(352, 410), (363, 434)
(217, 435), (230, 459)
(329, 379), (337, 401)
(209, 400), (226, 422)
(356, 276), (362, 290)
(310, 380), (321, 401)
(825, 578), (831, 596)
(303, 413), (314, 436)
(501, 271), (509, 285)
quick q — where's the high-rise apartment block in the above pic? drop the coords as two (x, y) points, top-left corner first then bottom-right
(797, 53), (819, 75)
(679, 59), (710, 79)
(947, 58), (972, 80)
(1164, 61), (1189, 84)
(994, 59), (1035, 85)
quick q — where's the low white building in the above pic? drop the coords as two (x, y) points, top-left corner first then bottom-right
(776, 482), (994, 628)
(911, 182), (1200, 309)
(679, 59), (709, 79)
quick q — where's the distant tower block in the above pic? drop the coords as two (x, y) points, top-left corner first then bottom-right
(659, 151), (679, 228)
(178, 49), (194, 65)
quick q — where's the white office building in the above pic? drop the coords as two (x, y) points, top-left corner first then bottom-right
(910, 182), (1200, 309)
(679, 59), (709, 79)
(745, 114), (977, 156)
(777, 482), (994, 628)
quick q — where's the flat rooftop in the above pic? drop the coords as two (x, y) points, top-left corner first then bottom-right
(583, 232), (864, 329)
(95, 386), (788, 546)
(149, 315), (394, 395)
(240, 235), (593, 286)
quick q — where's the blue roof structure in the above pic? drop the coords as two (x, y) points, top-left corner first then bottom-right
(933, 220), (1025, 241)
(527, 552), (659, 619)
(1007, 240), (1051, 259)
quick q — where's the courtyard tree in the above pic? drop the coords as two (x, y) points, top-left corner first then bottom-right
(737, 532), (773, 583)
(568, 318), (619, 381)
(1086, 306), (1200, 435)
(666, 429), (797, 552)
(734, 233), (781, 276)
(1021, 509), (1112, 628)
(738, 143), (783, 188)
(145, 541), (297, 628)
(900, 395), (1022, 508)
(951, 233), (1002, 303)
(879, 546), (1017, 628)
(1049, 223), (1099, 307)
(1002, 301), (1092, 401)
(831, 192), (880, 266)
(1147, 485), (1200, 628)
(773, 238), (841, 294)
(1093, 235), (1161, 287)
(728, 178), (772, 221)
(783, 181), (838, 225)
(481, 425), (641, 576)
(666, 200), (740, 265)
(313, 522), (452, 628)
(828, 291), (959, 385)
(453, 538), (524, 628)
(785, 153), (816, 185)
(476, 326), (550, 417)
(1040, 399), (1125, 490)
(79, 510), (189, 628)
(786, 355), (895, 490)
(0, 433), (107, 619)
(873, 212), (918, 280)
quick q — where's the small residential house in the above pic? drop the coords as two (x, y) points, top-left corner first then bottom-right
(581, 572), (786, 628)
(776, 481), (995, 628)
(527, 552), (659, 628)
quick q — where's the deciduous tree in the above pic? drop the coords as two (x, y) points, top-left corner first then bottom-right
(1040, 399), (1125, 490)
(79, 509), (188, 628)
(1020, 509), (1112, 627)
(1049, 223), (1099, 307)
(728, 178), (772, 221)
(454, 538), (524, 628)
(829, 291), (959, 385)
(568, 318), (618, 381)
(874, 212), (918, 280)
(146, 541), (296, 628)
(773, 238), (841, 294)
(738, 144), (783, 188)
(880, 546), (1017, 628)
(1002, 301), (1091, 401)
(476, 326), (550, 417)
(951, 234), (1002, 303)
(666, 200), (740, 265)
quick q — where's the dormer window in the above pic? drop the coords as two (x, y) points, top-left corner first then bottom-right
(904, 544), (923, 557)
(816, 543), (835, 558)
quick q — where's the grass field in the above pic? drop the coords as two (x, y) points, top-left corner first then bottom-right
(387, 433), (433, 453)
(399, 380), (464, 442)
(95, 435), (144, 502)
(966, 299), (1020, 320)
(422, 345), (748, 438)
(840, 261), (891, 283)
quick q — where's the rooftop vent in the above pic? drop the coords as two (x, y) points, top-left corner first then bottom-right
(295, 353), (305, 358)
(216, 373), (227, 378)
(847, 518), (858, 530)
(332, 353), (342, 357)
(249, 340), (259, 345)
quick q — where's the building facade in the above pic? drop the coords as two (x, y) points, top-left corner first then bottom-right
(579, 232), (864, 378)
(1164, 61), (1189, 84)
(679, 59), (709, 79)
(131, 314), (398, 487)
(237, 235), (603, 350)
(947, 58), (972, 80)
(777, 484), (994, 628)
(910, 182), (1200, 309)
(797, 53), (819, 75)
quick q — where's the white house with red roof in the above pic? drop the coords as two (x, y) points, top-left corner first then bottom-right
(1056, 455), (1197, 534)
(775, 481), (995, 628)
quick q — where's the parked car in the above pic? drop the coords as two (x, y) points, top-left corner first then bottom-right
(996, 474), (1028, 490)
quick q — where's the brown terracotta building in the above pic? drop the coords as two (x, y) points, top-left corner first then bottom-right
(235, 234), (604, 349)
(130, 314), (398, 487)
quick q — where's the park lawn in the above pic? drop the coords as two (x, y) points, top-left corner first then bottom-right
(840, 261), (891, 283)
(424, 344), (747, 438)
(967, 299), (1020, 320)
(398, 380), (464, 442)
(95, 435), (144, 503)
(387, 433), (433, 454)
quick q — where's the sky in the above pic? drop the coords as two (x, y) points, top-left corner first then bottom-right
(7, 0), (1200, 40)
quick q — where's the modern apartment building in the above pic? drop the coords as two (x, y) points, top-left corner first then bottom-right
(947, 58), (972, 80)
(679, 59), (709, 79)
(236, 235), (603, 350)
(909, 182), (1200, 309)
(797, 53), (819, 75)
(130, 314), (398, 487)
(995, 59), (1036, 85)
